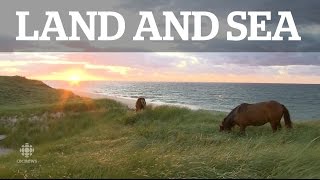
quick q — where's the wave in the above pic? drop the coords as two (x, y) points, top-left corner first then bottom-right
(96, 92), (203, 110)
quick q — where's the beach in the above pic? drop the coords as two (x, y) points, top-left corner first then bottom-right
(73, 90), (159, 110)
(50, 81), (320, 121)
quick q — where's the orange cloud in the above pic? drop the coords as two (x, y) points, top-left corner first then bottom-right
(31, 69), (105, 81)
(1, 52), (320, 84)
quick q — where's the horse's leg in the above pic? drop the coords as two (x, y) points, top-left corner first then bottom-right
(239, 125), (246, 135)
(277, 122), (282, 130)
(270, 122), (277, 133)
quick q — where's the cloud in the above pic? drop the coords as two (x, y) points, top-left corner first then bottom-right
(196, 53), (320, 66)
(0, 53), (135, 76)
(0, 52), (320, 83)
(85, 64), (132, 75)
(1, 0), (320, 52)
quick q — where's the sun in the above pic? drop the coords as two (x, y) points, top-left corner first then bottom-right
(68, 74), (81, 85)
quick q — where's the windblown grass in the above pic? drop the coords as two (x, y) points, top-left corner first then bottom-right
(0, 76), (319, 178)
(0, 104), (319, 178)
(0, 76), (81, 108)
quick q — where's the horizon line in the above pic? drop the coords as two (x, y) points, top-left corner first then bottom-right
(43, 79), (320, 85)
(2, 75), (319, 85)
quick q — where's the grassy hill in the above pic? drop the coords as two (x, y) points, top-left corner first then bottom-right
(0, 76), (81, 107)
(0, 76), (319, 178)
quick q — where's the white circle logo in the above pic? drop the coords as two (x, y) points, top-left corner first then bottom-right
(19, 143), (34, 158)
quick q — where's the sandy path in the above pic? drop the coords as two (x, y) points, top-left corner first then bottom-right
(0, 147), (12, 156)
(0, 135), (12, 156)
(0, 135), (6, 141)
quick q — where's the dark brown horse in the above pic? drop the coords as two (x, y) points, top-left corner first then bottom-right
(135, 97), (147, 112)
(219, 100), (292, 133)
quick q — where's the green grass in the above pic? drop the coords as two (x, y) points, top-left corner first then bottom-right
(0, 104), (319, 178)
(0, 76), (319, 178)
(0, 76), (81, 108)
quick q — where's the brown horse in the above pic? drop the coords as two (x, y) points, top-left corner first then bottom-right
(135, 97), (147, 112)
(219, 100), (292, 133)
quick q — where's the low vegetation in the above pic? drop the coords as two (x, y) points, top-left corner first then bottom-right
(0, 76), (319, 178)
(0, 76), (81, 107)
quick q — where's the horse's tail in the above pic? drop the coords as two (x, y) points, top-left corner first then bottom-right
(282, 104), (292, 128)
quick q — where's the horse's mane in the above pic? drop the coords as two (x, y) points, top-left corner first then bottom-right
(238, 103), (250, 113)
(224, 105), (239, 127)
(224, 103), (250, 128)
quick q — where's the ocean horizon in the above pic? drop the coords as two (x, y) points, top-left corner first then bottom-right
(46, 80), (320, 121)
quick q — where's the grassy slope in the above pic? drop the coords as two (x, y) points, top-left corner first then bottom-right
(0, 76), (320, 178)
(0, 76), (81, 107)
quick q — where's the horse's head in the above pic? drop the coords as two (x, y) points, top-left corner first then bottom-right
(219, 117), (232, 132)
(219, 123), (224, 132)
(219, 106), (238, 132)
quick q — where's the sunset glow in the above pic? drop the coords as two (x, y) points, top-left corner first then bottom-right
(68, 74), (81, 85)
(0, 52), (319, 84)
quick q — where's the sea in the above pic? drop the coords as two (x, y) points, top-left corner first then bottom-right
(46, 81), (320, 121)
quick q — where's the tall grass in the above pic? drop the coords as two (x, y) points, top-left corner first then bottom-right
(0, 101), (319, 178)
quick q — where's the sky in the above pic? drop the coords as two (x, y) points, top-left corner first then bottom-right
(0, 1), (320, 84)
(1, 0), (320, 53)
(0, 52), (320, 84)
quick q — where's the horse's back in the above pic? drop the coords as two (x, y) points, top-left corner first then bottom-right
(236, 100), (284, 126)
(250, 100), (282, 111)
(263, 100), (283, 114)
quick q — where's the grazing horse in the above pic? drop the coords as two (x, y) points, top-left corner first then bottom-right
(135, 97), (147, 112)
(219, 100), (292, 133)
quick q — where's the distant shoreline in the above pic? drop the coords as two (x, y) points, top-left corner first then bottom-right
(45, 80), (320, 86)
(73, 90), (155, 110)
(72, 90), (208, 111)
(46, 80), (319, 121)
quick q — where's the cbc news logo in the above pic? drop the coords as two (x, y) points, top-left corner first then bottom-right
(17, 143), (37, 164)
(19, 143), (34, 158)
